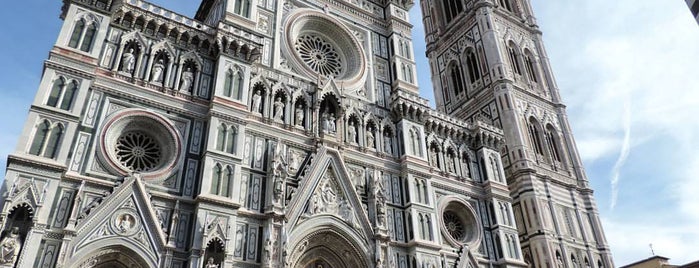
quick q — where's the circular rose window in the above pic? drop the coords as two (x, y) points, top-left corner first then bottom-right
(295, 34), (343, 78)
(115, 131), (162, 172)
(439, 197), (482, 247)
(99, 109), (181, 180)
(284, 10), (366, 88)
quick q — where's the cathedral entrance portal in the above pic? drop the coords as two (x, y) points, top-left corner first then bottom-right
(74, 246), (151, 268)
(289, 227), (369, 268)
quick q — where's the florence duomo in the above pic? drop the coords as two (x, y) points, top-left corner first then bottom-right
(0, 0), (614, 267)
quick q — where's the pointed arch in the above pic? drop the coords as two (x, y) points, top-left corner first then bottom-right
(47, 77), (66, 107)
(211, 164), (222, 195)
(527, 117), (544, 156)
(29, 120), (51, 156)
(44, 123), (64, 158)
(448, 61), (465, 97)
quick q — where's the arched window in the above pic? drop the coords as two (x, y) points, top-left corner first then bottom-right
(527, 118), (544, 155)
(222, 166), (233, 197)
(68, 18), (98, 52)
(500, 0), (513, 12)
(226, 126), (237, 154)
(60, 81), (78, 110)
(524, 51), (538, 83)
(449, 63), (465, 96)
(223, 70), (233, 97)
(442, 0), (463, 24)
(216, 124), (227, 151)
(47, 78), (65, 108)
(234, 0), (251, 18)
(211, 164), (222, 195)
(233, 71), (243, 99)
(47, 78), (78, 111)
(545, 125), (563, 162)
(508, 43), (522, 75)
(44, 124), (64, 158)
(466, 50), (481, 83)
(29, 121), (51, 156)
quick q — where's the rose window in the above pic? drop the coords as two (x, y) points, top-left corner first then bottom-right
(115, 131), (162, 172)
(294, 34), (342, 78)
(443, 211), (465, 240)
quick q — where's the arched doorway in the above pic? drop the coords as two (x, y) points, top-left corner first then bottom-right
(288, 228), (369, 268)
(74, 246), (151, 268)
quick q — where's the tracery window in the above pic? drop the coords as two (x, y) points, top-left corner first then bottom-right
(527, 118), (544, 155)
(524, 51), (539, 83)
(508, 43), (522, 76)
(545, 125), (563, 162)
(47, 78), (78, 111)
(233, 0), (251, 18)
(211, 164), (233, 197)
(442, 0), (464, 24)
(216, 124), (238, 154)
(465, 50), (481, 83)
(68, 17), (98, 52)
(115, 131), (161, 172)
(223, 69), (244, 100)
(449, 63), (465, 96)
(29, 120), (64, 158)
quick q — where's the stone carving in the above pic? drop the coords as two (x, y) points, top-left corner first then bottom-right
(151, 59), (165, 82)
(289, 150), (302, 173)
(121, 48), (136, 74)
(429, 147), (438, 167)
(273, 97), (284, 122)
(348, 121), (357, 143)
(366, 126), (375, 148)
(116, 214), (136, 233)
(77, 191), (110, 221)
(264, 236), (274, 263)
(295, 105), (304, 127)
(205, 257), (219, 268)
(0, 227), (21, 265)
(252, 90), (262, 114)
(349, 167), (365, 192)
(321, 110), (336, 134)
(384, 134), (392, 154)
(373, 176), (387, 227)
(180, 67), (194, 92)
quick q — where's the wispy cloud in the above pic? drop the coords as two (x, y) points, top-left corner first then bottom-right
(609, 98), (631, 210)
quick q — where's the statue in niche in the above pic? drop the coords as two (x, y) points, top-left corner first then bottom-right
(205, 257), (219, 268)
(180, 67), (194, 92)
(350, 168), (365, 191)
(429, 147), (438, 167)
(366, 127), (375, 148)
(273, 97), (284, 121)
(151, 59), (165, 82)
(273, 173), (284, 204)
(251, 90), (262, 114)
(384, 134), (392, 154)
(321, 110), (330, 133)
(339, 199), (357, 229)
(121, 48), (136, 74)
(447, 155), (456, 173)
(0, 227), (21, 265)
(295, 105), (304, 127)
(348, 121), (357, 143)
(328, 113), (336, 133)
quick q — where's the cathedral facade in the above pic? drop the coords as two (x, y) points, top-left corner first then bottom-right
(0, 0), (612, 267)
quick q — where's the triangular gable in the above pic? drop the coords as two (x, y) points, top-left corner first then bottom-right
(70, 175), (168, 266)
(286, 147), (374, 241)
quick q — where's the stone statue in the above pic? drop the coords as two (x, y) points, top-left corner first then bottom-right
(374, 177), (386, 226)
(447, 156), (455, 173)
(251, 90), (262, 113)
(289, 150), (301, 173)
(180, 67), (194, 91)
(273, 97), (284, 121)
(77, 191), (109, 220)
(321, 110), (330, 133)
(117, 214), (135, 233)
(295, 105), (304, 127)
(366, 127), (375, 148)
(151, 59), (165, 82)
(429, 147), (438, 167)
(0, 227), (21, 265)
(348, 121), (357, 143)
(205, 257), (219, 268)
(384, 135), (392, 154)
(121, 48), (136, 73)
(328, 113), (336, 133)
(273, 174), (284, 204)
(264, 237), (273, 263)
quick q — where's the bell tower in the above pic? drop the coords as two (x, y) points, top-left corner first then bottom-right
(420, 0), (615, 267)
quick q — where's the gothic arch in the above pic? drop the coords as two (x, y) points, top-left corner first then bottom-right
(71, 245), (153, 268)
(287, 215), (371, 268)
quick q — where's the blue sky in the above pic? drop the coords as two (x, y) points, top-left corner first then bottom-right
(1, 0), (698, 265)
